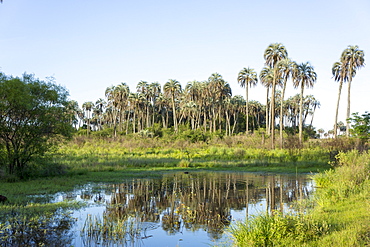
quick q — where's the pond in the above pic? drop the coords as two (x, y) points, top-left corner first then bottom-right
(3, 172), (315, 246)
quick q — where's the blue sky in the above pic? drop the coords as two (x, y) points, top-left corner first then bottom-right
(1, 0), (369, 131)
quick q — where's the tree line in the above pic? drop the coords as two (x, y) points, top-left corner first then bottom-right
(73, 43), (364, 148)
(0, 43), (365, 178)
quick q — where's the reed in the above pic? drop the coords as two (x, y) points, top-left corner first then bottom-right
(81, 213), (145, 246)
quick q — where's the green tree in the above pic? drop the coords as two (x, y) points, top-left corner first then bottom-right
(293, 62), (317, 144)
(340, 45), (365, 136)
(237, 67), (258, 134)
(0, 72), (73, 177)
(349, 111), (370, 149)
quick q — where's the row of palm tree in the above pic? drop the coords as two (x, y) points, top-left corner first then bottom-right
(70, 78), (319, 140)
(68, 43), (369, 146)
(240, 43), (317, 148)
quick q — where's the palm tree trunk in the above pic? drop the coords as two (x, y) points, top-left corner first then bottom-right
(270, 76), (276, 148)
(171, 96), (178, 133)
(299, 84), (304, 144)
(266, 88), (270, 135)
(346, 79), (352, 137)
(246, 86), (249, 134)
(279, 81), (287, 148)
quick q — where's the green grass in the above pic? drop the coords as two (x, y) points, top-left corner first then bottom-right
(43, 137), (330, 176)
(229, 150), (370, 246)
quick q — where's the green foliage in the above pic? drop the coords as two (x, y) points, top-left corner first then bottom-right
(230, 213), (328, 246)
(230, 150), (370, 246)
(0, 72), (74, 178)
(314, 150), (370, 204)
(349, 111), (370, 149)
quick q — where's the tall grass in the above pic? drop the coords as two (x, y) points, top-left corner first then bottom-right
(229, 150), (370, 246)
(48, 136), (330, 175)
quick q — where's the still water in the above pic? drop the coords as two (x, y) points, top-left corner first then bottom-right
(52, 172), (314, 247)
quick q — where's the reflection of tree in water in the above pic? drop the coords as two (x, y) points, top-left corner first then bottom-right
(0, 208), (75, 247)
(105, 172), (312, 240)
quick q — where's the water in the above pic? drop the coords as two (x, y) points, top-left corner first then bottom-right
(55, 171), (314, 247)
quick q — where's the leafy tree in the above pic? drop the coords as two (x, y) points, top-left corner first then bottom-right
(349, 112), (370, 148)
(0, 72), (74, 177)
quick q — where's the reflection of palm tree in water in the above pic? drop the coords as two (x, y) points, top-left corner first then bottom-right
(105, 173), (312, 240)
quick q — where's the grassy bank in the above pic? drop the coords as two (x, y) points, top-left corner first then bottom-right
(0, 135), (332, 203)
(48, 136), (330, 175)
(229, 150), (370, 246)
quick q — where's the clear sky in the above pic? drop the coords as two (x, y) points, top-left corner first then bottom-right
(1, 0), (369, 131)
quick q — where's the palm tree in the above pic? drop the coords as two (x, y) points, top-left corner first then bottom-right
(149, 82), (161, 127)
(113, 83), (130, 133)
(128, 93), (140, 133)
(136, 81), (150, 128)
(82, 101), (94, 136)
(105, 86), (119, 136)
(164, 79), (182, 133)
(95, 98), (106, 131)
(332, 61), (348, 138)
(260, 66), (274, 135)
(340, 45), (365, 136)
(276, 58), (295, 147)
(293, 62), (317, 144)
(264, 43), (288, 148)
(237, 67), (258, 134)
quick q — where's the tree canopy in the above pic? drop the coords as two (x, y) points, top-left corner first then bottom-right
(0, 72), (74, 178)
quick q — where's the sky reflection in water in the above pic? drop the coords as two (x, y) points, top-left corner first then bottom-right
(55, 172), (314, 247)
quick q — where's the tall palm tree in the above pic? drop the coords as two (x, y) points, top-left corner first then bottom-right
(149, 82), (161, 127)
(164, 79), (182, 133)
(293, 62), (317, 144)
(260, 66), (274, 135)
(264, 43), (288, 148)
(105, 86), (119, 135)
(82, 101), (94, 136)
(237, 67), (258, 134)
(95, 98), (106, 131)
(340, 45), (365, 136)
(115, 83), (130, 133)
(136, 81), (150, 128)
(332, 61), (348, 138)
(276, 58), (295, 147)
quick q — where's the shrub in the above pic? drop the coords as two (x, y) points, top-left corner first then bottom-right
(233, 148), (246, 159)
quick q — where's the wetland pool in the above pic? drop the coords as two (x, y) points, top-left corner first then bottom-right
(6, 171), (315, 246)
